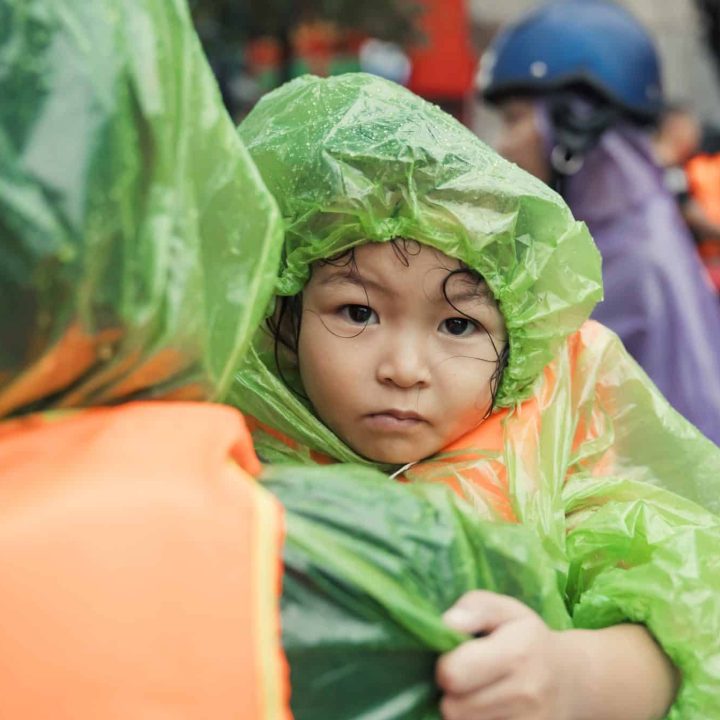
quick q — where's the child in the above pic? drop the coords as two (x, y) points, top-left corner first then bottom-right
(232, 73), (720, 718)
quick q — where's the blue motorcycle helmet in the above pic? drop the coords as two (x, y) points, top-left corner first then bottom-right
(479, 0), (663, 121)
(478, 0), (664, 188)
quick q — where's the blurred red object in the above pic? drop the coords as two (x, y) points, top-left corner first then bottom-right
(247, 36), (280, 67)
(407, 0), (476, 99)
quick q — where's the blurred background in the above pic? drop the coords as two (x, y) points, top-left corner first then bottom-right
(191, 0), (720, 140)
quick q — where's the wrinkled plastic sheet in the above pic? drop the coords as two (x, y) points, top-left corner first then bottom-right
(265, 464), (571, 720)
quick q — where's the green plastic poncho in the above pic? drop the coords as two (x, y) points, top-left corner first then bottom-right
(0, 4), (590, 719)
(232, 73), (720, 718)
(0, 0), (282, 415)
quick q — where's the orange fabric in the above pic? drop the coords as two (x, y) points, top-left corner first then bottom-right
(405, 408), (517, 522)
(0, 323), (101, 418)
(0, 402), (290, 719)
(246, 416), (336, 465)
(683, 154), (720, 290)
(686, 154), (720, 224)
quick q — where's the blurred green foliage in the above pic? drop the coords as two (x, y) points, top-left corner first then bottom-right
(190, 0), (423, 47)
(190, 0), (423, 114)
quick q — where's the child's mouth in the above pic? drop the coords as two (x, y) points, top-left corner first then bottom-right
(364, 410), (426, 431)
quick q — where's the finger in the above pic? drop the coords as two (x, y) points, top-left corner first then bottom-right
(442, 590), (531, 635)
(436, 634), (514, 695)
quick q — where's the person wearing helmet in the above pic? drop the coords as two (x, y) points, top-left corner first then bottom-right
(479, 0), (720, 445)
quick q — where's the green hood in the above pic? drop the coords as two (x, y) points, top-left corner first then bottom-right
(0, 0), (281, 417)
(232, 72), (602, 462)
(238, 73), (602, 406)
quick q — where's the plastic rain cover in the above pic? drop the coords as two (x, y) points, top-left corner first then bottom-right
(0, 0), (282, 417)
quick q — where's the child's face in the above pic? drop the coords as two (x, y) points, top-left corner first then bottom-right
(297, 242), (507, 464)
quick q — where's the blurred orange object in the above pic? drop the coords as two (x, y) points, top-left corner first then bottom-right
(0, 402), (290, 719)
(699, 241), (720, 291)
(686, 153), (720, 292)
(687, 153), (720, 224)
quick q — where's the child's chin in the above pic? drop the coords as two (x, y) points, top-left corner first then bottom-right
(339, 427), (439, 466)
(357, 444), (430, 466)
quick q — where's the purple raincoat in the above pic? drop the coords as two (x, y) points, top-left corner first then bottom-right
(536, 102), (720, 444)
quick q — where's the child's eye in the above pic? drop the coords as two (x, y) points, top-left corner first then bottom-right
(341, 304), (377, 325)
(441, 317), (476, 336)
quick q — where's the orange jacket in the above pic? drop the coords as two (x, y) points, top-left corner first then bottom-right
(0, 401), (290, 719)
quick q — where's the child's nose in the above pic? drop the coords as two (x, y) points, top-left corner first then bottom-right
(376, 336), (431, 389)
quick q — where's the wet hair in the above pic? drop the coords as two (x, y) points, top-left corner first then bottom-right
(266, 239), (509, 416)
